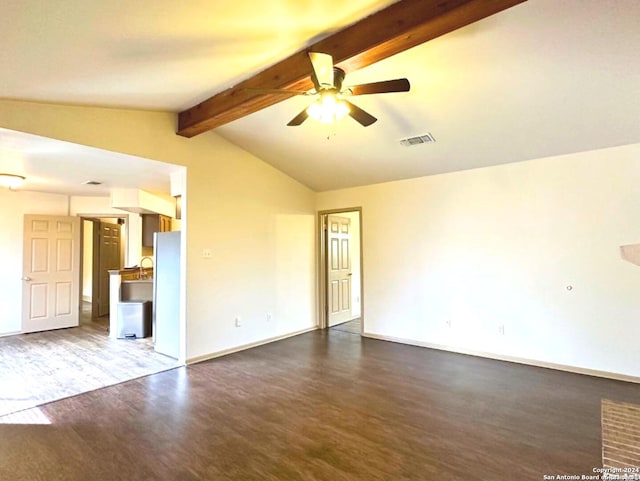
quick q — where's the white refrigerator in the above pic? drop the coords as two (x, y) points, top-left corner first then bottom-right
(153, 231), (181, 359)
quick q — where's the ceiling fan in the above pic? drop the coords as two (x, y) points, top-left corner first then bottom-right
(248, 52), (410, 127)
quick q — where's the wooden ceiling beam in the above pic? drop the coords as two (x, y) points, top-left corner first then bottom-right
(177, 0), (526, 137)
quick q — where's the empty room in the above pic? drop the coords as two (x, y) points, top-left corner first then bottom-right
(1, 0), (639, 479)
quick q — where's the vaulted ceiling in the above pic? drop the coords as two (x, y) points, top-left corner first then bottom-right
(1, 0), (638, 193)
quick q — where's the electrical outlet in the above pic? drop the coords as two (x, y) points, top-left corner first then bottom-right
(202, 248), (212, 259)
(235, 316), (242, 327)
(498, 324), (505, 335)
(446, 318), (452, 328)
(266, 313), (272, 322)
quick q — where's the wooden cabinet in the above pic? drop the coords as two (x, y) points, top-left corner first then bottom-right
(160, 215), (172, 233)
(142, 214), (172, 247)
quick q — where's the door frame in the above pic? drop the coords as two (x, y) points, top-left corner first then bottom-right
(79, 214), (128, 320)
(317, 207), (364, 333)
(22, 215), (82, 333)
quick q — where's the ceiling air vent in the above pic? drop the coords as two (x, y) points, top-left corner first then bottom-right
(82, 180), (102, 185)
(399, 133), (436, 147)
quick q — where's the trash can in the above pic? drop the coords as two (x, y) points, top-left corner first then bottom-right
(117, 301), (152, 339)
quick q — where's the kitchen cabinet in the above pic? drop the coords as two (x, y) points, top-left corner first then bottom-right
(142, 214), (172, 247)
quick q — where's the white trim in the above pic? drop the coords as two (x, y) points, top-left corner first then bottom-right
(0, 330), (22, 338)
(82, 295), (92, 303)
(186, 326), (318, 365)
(317, 207), (364, 334)
(363, 332), (640, 385)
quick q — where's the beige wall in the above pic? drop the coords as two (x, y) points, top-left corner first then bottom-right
(4, 98), (638, 380)
(0, 100), (317, 360)
(317, 143), (640, 378)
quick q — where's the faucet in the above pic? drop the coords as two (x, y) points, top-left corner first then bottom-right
(139, 256), (154, 279)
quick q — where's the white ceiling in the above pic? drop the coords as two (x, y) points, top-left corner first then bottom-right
(0, 128), (179, 196)
(1, 0), (395, 110)
(1, 0), (639, 193)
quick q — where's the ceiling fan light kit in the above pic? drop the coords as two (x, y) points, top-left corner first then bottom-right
(306, 93), (350, 124)
(0, 173), (26, 189)
(259, 52), (410, 127)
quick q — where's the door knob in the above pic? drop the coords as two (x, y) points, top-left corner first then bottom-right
(21, 276), (32, 281)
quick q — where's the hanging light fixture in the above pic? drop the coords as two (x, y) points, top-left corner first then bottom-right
(0, 173), (26, 189)
(306, 91), (350, 124)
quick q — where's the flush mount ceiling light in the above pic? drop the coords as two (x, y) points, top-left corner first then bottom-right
(0, 173), (26, 189)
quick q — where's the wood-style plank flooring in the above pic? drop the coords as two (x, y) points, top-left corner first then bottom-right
(1, 328), (639, 480)
(0, 308), (178, 417)
(331, 318), (361, 334)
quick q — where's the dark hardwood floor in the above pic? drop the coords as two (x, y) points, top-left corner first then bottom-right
(0, 328), (638, 480)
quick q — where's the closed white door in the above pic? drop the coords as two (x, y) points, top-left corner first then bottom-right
(327, 215), (352, 327)
(22, 215), (81, 333)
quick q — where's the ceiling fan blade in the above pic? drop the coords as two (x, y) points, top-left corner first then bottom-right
(244, 88), (312, 96)
(347, 78), (410, 96)
(309, 52), (334, 90)
(344, 100), (377, 127)
(287, 106), (310, 126)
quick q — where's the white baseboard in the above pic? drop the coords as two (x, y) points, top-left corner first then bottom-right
(363, 332), (640, 385)
(186, 326), (318, 365)
(0, 330), (22, 338)
(82, 295), (92, 303)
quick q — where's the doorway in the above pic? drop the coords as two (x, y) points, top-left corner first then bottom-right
(81, 216), (126, 328)
(318, 208), (363, 333)
(22, 215), (82, 333)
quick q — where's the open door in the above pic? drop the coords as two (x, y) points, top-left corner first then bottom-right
(22, 215), (81, 333)
(93, 221), (121, 318)
(327, 215), (352, 327)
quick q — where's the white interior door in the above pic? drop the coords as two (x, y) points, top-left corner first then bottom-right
(22, 215), (81, 333)
(327, 215), (352, 327)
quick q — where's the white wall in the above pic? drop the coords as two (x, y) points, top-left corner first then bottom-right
(0, 189), (69, 335)
(317, 143), (640, 378)
(0, 100), (317, 361)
